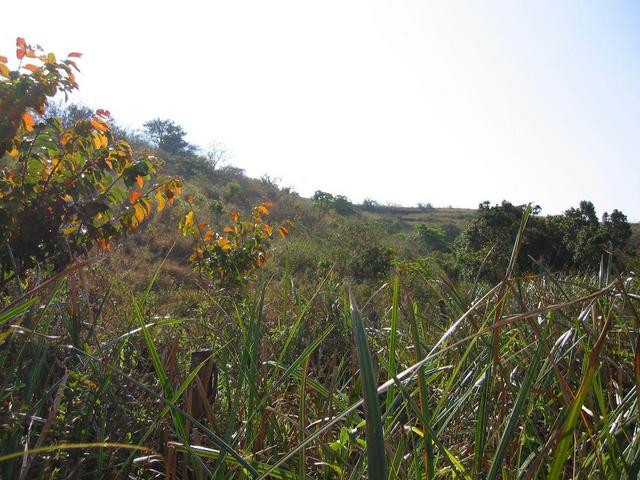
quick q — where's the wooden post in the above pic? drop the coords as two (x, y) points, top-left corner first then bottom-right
(187, 349), (218, 426)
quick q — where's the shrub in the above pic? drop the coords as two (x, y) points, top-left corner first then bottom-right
(0, 39), (182, 286)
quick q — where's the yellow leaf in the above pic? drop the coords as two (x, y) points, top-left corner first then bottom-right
(22, 112), (35, 132)
(184, 210), (195, 228)
(91, 133), (102, 149)
(223, 226), (236, 234)
(256, 205), (270, 215)
(134, 203), (146, 223)
(217, 237), (231, 250)
(0, 55), (7, 63)
(0, 63), (9, 78)
(278, 226), (289, 238)
(155, 191), (166, 212)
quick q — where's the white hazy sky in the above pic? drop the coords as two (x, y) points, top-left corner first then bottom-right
(3, 1), (640, 219)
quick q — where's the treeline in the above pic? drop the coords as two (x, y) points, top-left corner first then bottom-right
(453, 200), (632, 281)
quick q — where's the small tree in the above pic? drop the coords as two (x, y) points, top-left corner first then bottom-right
(180, 200), (290, 288)
(312, 190), (334, 217)
(143, 118), (195, 155)
(0, 39), (183, 285)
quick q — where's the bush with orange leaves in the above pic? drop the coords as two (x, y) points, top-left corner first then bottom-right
(0, 39), (182, 286)
(180, 199), (291, 288)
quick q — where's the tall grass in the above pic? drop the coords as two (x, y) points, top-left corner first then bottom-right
(1, 247), (639, 478)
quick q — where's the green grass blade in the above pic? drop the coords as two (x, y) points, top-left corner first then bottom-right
(0, 442), (152, 463)
(349, 289), (387, 480)
(0, 297), (36, 327)
(386, 276), (400, 415)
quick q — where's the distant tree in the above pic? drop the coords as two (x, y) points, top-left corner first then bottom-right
(602, 209), (632, 249)
(143, 118), (195, 155)
(362, 198), (380, 211)
(202, 141), (227, 170)
(312, 190), (334, 217)
(260, 173), (280, 187)
(333, 195), (355, 215)
(45, 102), (94, 128)
(454, 200), (632, 281)
(417, 202), (433, 210)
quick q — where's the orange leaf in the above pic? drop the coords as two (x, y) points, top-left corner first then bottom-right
(129, 190), (142, 205)
(256, 205), (270, 215)
(16, 38), (26, 59)
(136, 175), (144, 188)
(278, 226), (289, 238)
(60, 131), (73, 145)
(223, 226), (237, 234)
(203, 230), (215, 241)
(67, 52), (82, 58)
(0, 55), (7, 63)
(91, 117), (110, 133)
(231, 211), (239, 222)
(186, 194), (194, 203)
(98, 239), (111, 251)
(22, 112), (35, 132)
(263, 201), (273, 208)
(66, 59), (80, 71)
(23, 64), (39, 73)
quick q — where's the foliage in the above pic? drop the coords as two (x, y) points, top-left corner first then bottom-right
(312, 190), (334, 215)
(312, 190), (354, 216)
(361, 198), (381, 210)
(416, 223), (449, 252)
(0, 39), (182, 284)
(143, 118), (195, 155)
(454, 200), (633, 280)
(349, 244), (394, 283)
(180, 200), (290, 287)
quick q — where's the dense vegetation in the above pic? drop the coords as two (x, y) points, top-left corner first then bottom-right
(2, 39), (640, 479)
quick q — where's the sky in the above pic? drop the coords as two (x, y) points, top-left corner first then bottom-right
(3, 1), (640, 219)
